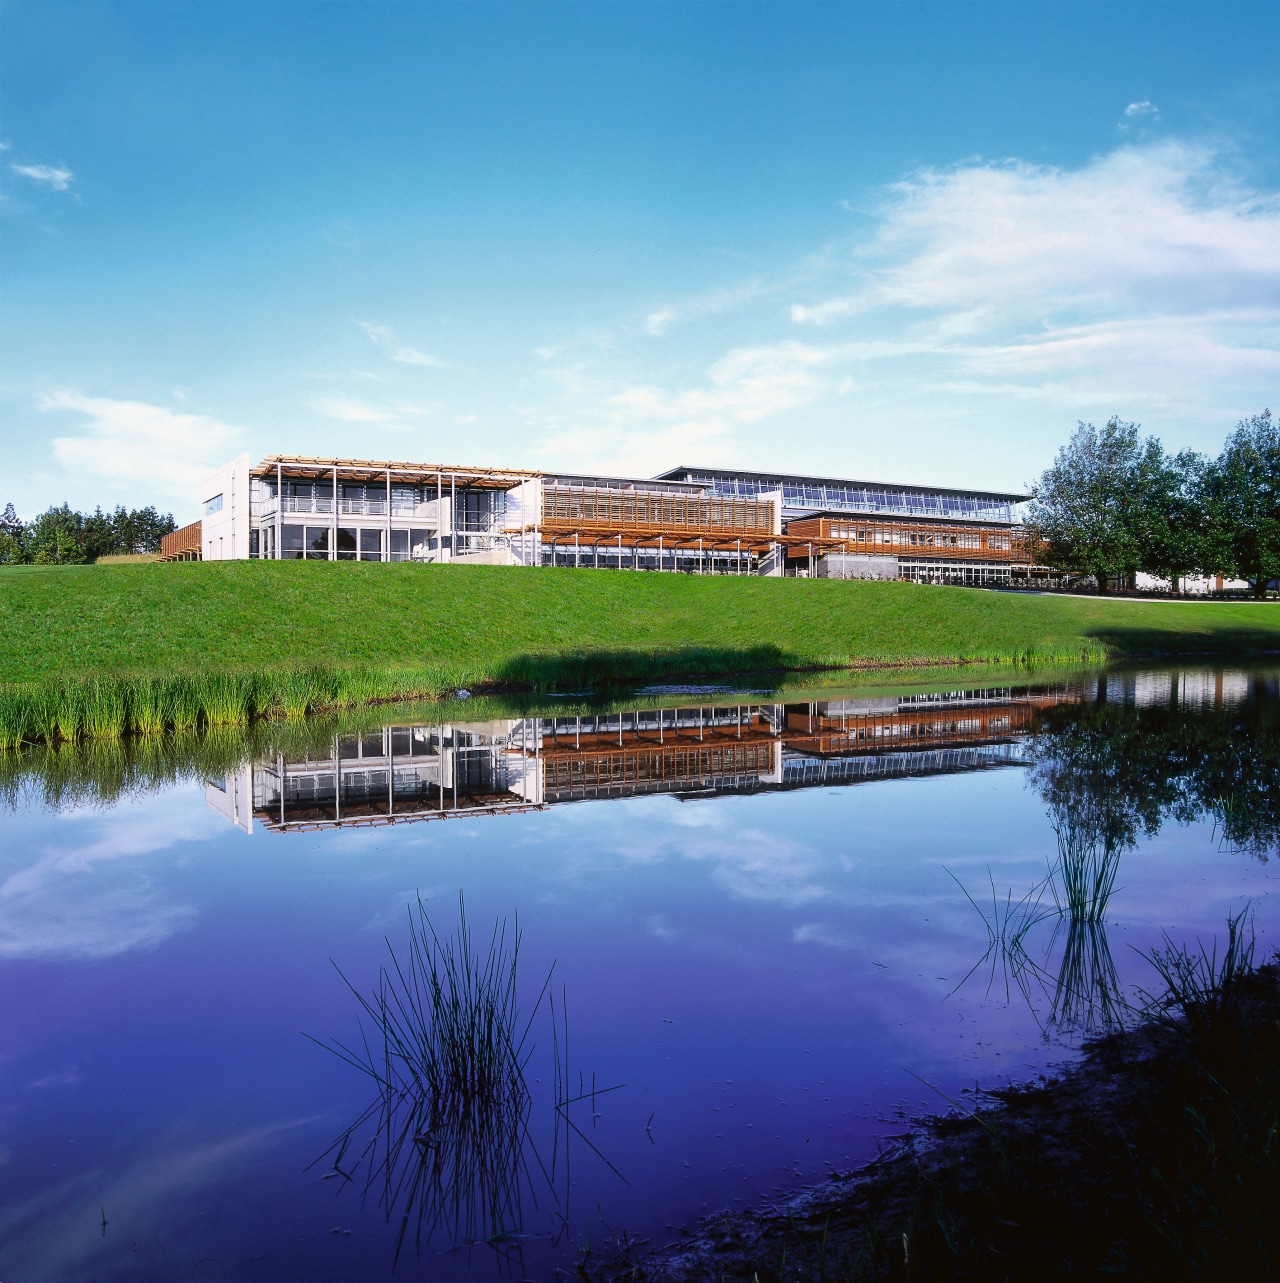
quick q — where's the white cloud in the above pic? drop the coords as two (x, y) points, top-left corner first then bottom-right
(527, 139), (1280, 483)
(309, 395), (395, 423)
(357, 320), (443, 367)
(10, 162), (73, 191)
(309, 395), (428, 430)
(1125, 100), (1158, 118)
(642, 279), (770, 338)
(793, 143), (1280, 325)
(645, 307), (677, 336)
(41, 392), (243, 504)
(529, 339), (833, 475)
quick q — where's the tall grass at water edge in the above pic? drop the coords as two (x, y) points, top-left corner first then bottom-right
(0, 641), (1102, 752)
(0, 664), (477, 751)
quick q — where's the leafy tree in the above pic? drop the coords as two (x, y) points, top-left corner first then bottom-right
(0, 503), (24, 564)
(1204, 410), (1280, 599)
(1028, 418), (1144, 593)
(0, 501), (177, 563)
(26, 504), (87, 565)
(1132, 443), (1210, 592)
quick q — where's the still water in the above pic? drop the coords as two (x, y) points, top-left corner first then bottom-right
(1, 668), (1277, 1281)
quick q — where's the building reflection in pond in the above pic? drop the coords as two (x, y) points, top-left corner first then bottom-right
(205, 686), (1080, 835)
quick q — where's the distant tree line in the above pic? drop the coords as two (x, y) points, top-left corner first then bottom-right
(1028, 409), (1279, 596)
(0, 502), (177, 565)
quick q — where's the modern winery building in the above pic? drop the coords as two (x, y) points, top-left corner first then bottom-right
(163, 451), (1034, 585)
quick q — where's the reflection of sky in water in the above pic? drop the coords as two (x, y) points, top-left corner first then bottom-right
(1, 741), (1277, 1280)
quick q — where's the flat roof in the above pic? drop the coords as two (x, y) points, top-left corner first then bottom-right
(251, 455), (538, 489)
(543, 471), (707, 494)
(655, 464), (1029, 504)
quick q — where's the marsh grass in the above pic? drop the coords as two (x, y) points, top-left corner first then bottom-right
(309, 894), (623, 1268)
(951, 809), (1126, 1035)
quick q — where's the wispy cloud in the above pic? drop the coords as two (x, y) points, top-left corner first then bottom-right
(530, 340), (830, 475)
(357, 320), (444, 367)
(528, 139), (1280, 481)
(309, 394), (428, 428)
(10, 162), (73, 191)
(41, 392), (243, 505)
(1125, 100), (1158, 119)
(642, 278), (770, 337)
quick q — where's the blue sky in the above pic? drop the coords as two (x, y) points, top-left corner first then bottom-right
(3, 1), (1278, 522)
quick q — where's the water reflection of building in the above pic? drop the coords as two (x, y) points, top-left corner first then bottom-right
(205, 689), (1075, 834)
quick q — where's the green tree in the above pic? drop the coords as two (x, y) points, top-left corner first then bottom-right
(26, 504), (87, 565)
(1204, 410), (1280, 599)
(0, 503), (25, 564)
(118, 504), (177, 552)
(1132, 443), (1209, 593)
(82, 506), (117, 560)
(1028, 417), (1143, 594)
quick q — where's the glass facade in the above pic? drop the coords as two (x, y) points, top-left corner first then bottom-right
(661, 468), (1022, 524)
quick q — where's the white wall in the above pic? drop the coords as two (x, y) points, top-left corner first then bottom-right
(201, 454), (251, 560)
(1134, 571), (1253, 595)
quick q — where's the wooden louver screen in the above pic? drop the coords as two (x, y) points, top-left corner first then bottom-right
(541, 485), (773, 534)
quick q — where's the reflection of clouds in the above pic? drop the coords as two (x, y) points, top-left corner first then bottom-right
(0, 795), (218, 959)
(793, 922), (855, 949)
(612, 805), (828, 907)
(0, 1116), (318, 1281)
(27, 1067), (79, 1090)
(648, 914), (675, 939)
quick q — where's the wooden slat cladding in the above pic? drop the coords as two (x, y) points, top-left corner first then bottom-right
(159, 520), (202, 560)
(785, 515), (1029, 563)
(541, 484), (774, 535)
(542, 743), (772, 799)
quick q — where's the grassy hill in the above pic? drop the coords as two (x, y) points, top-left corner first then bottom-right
(2, 560), (1278, 688)
(1, 560), (1277, 747)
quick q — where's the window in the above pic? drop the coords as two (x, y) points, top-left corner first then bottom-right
(249, 530), (260, 558)
(389, 530), (409, 562)
(410, 529), (432, 561)
(305, 526), (330, 559)
(336, 527), (358, 560)
(360, 529), (383, 561)
(205, 493), (224, 515)
(281, 525), (305, 558)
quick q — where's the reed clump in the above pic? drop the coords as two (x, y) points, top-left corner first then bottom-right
(0, 666), (471, 752)
(310, 895), (552, 1264)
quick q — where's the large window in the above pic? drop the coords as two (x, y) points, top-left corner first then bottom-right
(205, 493), (223, 515)
(336, 527), (358, 560)
(360, 529), (383, 561)
(389, 530), (409, 562)
(305, 527), (330, 559)
(281, 524), (305, 559)
(411, 529), (432, 561)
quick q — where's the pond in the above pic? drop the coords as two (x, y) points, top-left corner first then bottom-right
(1, 666), (1277, 1281)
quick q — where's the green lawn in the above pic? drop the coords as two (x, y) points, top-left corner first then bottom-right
(3, 559), (1278, 684)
